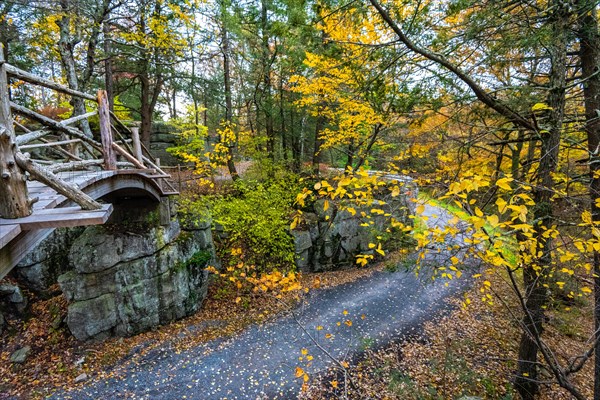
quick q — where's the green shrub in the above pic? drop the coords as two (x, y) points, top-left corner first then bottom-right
(210, 176), (302, 271)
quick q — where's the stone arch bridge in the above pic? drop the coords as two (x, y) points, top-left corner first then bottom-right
(0, 47), (217, 341)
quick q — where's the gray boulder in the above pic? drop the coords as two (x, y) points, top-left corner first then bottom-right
(10, 345), (31, 364)
(0, 283), (27, 313)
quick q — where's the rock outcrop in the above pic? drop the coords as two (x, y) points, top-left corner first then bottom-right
(13, 227), (85, 292)
(149, 123), (180, 166)
(292, 174), (416, 272)
(58, 219), (216, 341)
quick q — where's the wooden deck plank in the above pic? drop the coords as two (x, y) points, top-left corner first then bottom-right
(0, 224), (21, 248)
(32, 198), (59, 210)
(0, 204), (113, 230)
(0, 228), (53, 280)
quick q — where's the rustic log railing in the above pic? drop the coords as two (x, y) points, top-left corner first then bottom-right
(0, 47), (177, 220)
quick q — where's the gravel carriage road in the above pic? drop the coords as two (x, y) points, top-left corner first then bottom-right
(53, 203), (475, 400)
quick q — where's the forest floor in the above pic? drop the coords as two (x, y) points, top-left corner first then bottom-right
(0, 262), (395, 398)
(1, 249), (594, 399)
(297, 198), (596, 399)
(301, 267), (595, 399)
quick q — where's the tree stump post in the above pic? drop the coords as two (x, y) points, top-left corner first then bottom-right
(130, 127), (143, 164)
(97, 90), (116, 170)
(0, 44), (32, 218)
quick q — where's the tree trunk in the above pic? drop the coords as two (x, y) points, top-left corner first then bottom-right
(261, 0), (275, 163)
(576, 1), (600, 397)
(514, 3), (568, 398)
(279, 74), (288, 161)
(103, 23), (114, 112)
(56, 0), (94, 139)
(140, 67), (152, 148)
(290, 108), (301, 172)
(354, 124), (382, 171)
(345, 141), (354, 171)
(221, 3), (239, 181)
(312, 114), (324, 175)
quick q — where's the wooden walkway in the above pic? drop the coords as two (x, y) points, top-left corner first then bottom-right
(0, 170), (176, 279)
(0, 48), (179, 279)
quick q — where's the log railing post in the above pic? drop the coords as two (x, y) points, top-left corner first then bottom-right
(0, 44), (32, 218)
(130, 127), (143, 165)
(97, 90), (116, 170)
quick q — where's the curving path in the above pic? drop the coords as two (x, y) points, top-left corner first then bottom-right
(53, 203), (476, 399)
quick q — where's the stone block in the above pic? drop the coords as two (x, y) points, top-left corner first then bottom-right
(67, 294), (118, 340)
(61, 213), (215, 341)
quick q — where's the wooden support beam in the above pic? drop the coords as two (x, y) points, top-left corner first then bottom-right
(111, 125), (135, 157)
(14, 153), (102, 210)
(112, 142), (146, 169)
(15, 129), (51, 145)
(29, 159), (54, 165)
(48, 159), (104, 173)
(59, 111), (97, 126)
(142, 155), (178, 195)
(109, 111), (133, 135)
(11, 103), (103, 152)
(20, 138), (81, 150)
(0, 44), (32, 218)
(4, 63), (97, 101)
(47, 160), (134, 173)
(97, 90), (116, 170)
(142, 155), (168, 176)
(39, 137), (83, 161)
(0, 204), (113, 229)
(13, 122), (82, 161)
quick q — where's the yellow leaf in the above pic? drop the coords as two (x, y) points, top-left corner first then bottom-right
(416, 204), (425, 214)
(295, 367), (305, 378)
(487, 214), (500, 228)
(532, 103), (552, 112)
(301, 348), (308, 355)
(331, 380), (339, 389)
(324, 200), (329, 211)
(496, 178), (513, 191)
(496, 197), (507, 213)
